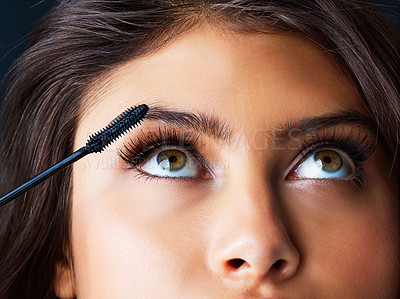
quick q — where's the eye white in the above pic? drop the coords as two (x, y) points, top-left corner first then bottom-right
(140, 148), (201, 178)
(295, 149), (353, 179)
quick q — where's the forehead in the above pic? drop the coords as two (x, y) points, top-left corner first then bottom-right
(77, 26), (364, 148)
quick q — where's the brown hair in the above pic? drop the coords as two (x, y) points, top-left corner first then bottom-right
(0, 0), (399, 298)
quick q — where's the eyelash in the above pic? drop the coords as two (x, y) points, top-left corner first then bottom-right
(117, 127), (210, 181)
(117, 126), (376, 186)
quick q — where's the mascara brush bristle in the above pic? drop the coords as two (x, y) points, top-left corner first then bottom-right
(85, 104), (149, 153)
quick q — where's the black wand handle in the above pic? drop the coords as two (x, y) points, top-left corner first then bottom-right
(0, 147), (88, 207)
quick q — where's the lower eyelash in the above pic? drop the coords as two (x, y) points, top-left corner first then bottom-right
(132, 166), (207, 183)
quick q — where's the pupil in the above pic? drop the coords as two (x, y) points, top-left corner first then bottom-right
(323, 156), (332, 164)
(169, 156), (177, 163)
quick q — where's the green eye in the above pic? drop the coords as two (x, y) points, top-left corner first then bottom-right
(314, 150), (343, 173)
(157, 150), (187, 171)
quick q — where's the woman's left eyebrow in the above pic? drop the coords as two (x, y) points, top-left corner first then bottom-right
(274, 109), (377, 139)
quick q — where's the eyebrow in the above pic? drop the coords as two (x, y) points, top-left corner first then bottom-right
(274, 109), (378, 138)
(144, 104), (234, 142)
(143, 104), (377, 142)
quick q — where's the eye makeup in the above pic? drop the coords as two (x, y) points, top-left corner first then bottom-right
(117, 126), (213, 181)
(117, 123), (377, 187)
(287, 126), (377, 187)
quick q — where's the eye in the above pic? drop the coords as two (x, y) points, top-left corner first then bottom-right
(140, 148), (203, 178)
(294, 149), (353, 179)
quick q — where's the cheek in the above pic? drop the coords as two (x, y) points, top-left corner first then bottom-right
(70, 162), (213, 297)
(71, 206), (178, 297)
(284, 181), (399, 297)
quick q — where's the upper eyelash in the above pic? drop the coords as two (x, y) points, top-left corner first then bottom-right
(297, 126), (376, 167)
(117, 126), (206, 170)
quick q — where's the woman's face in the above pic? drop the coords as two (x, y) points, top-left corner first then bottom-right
(60, 26), (399, 298)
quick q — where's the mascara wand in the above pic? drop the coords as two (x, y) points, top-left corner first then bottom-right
(0, 104), (148, 208)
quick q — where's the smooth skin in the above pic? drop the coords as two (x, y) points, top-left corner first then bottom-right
(55, 25), (399, 298)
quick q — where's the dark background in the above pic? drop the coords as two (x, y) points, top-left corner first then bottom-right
(0, 0), (399, 89)
(0, 0), (56, 85)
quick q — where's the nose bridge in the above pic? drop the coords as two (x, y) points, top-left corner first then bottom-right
(216, 171), (288, 254)
(224, 145), (283, 233)
(207, 163), (300, 285)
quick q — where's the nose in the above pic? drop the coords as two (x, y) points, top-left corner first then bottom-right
(207, 177), (300, 286)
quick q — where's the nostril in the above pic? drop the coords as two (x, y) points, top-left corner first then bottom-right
(228, 258), (246, 269)
(272, 259), (286, 269)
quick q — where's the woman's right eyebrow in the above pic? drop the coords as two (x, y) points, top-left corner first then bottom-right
(143, 104), (377, 144)
(144, 103), (234, 142)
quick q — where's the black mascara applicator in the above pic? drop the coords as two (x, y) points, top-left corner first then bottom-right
(0, 104), (149, 208)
